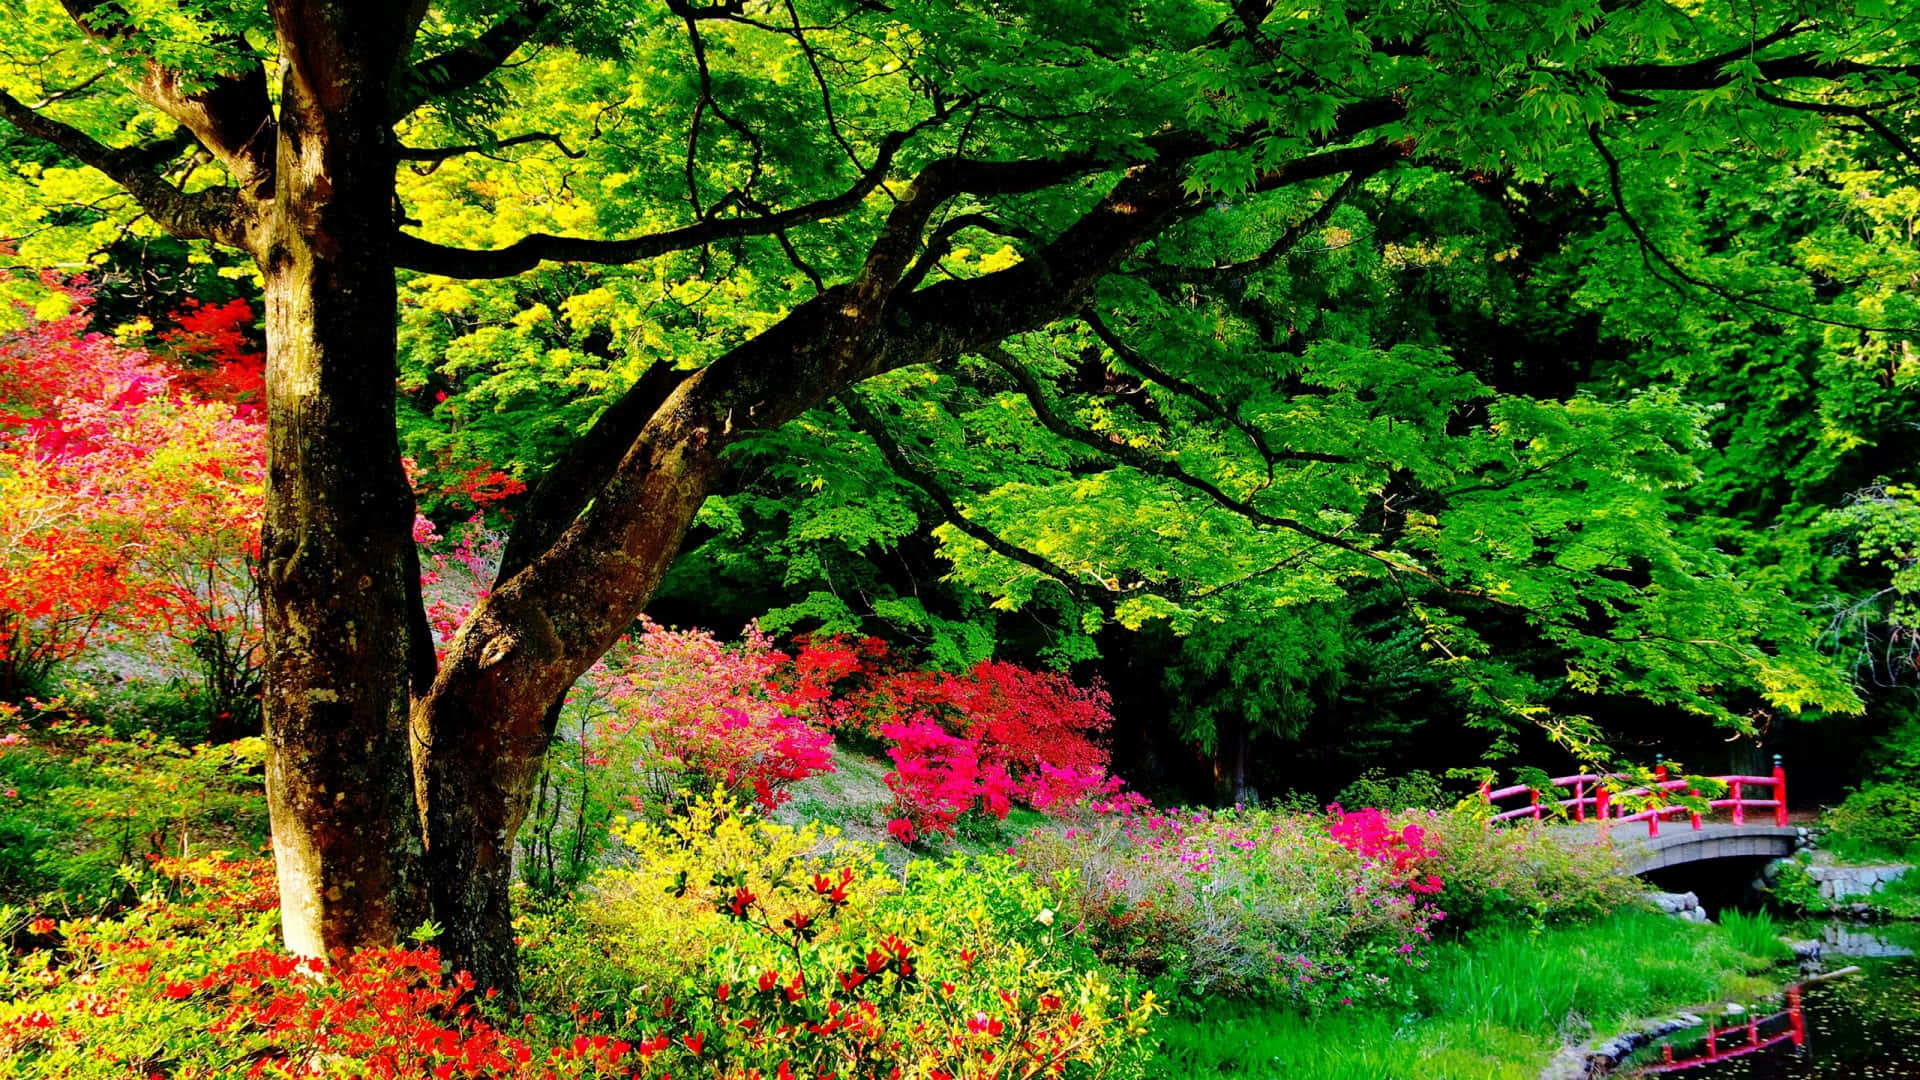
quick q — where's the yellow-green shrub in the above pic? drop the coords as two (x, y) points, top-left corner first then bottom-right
(521, 793), (1159, 1079)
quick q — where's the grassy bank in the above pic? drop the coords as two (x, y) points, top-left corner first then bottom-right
(1149, 909), (1792, 1080)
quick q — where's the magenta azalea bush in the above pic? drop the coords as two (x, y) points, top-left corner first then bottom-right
(1017, 800), (1631, 1011)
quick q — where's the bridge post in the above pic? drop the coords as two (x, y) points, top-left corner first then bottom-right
(1773, 755), (1788, 827)
(1574, 779), (1586, 822)
(1651, 760), (1668, 838)
(1689, 786), (1702, 830)
(1595, 783), (1609, 822)
(1731, 780), (1744, 825)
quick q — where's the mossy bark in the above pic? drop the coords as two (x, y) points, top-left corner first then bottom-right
(255, 3), (427, 964)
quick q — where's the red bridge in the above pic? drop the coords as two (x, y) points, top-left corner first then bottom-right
(1481, 757), (1797, 875)
(1640, 987), (1806, 1073)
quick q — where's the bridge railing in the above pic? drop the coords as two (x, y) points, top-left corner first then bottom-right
(1480, 756), (1787, 837)
(1640, 986), (1806, 1073)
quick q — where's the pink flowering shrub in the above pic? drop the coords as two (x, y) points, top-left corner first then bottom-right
(594, 619), (835, 815)
(876, 715), (1018, 844)
(1017, 801), (1631, 1012)
(1325, 804), (1443, 895)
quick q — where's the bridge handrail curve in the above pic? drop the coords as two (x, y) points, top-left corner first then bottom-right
(1479, 758), (1788, 836)
(1640, 987), (1806, 1073)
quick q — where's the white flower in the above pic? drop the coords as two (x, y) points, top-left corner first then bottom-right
(1036, 908), (1055, 926)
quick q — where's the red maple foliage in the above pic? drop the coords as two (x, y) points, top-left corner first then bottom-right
(0, 278), (264, 697)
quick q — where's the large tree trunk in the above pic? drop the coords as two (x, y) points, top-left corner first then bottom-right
(257, 6), (426, 962)
(412, 375), (730, 994)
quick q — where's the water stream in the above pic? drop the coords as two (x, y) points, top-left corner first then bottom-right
(1621, 922), (1920, 1077)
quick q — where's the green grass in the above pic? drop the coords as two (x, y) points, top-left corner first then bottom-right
(1148, 910), (1790, 1080)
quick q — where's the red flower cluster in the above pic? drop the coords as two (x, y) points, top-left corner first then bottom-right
(0, 278), (265, 694)
(1325, 805), (1444, 894)
(771, 636), (1115, 843)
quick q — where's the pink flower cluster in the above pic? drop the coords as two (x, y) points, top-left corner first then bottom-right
(593, 619), (835, 813)
(876, 664), (1115, 844)
(1325, 804), (1444, 895)
(766, 636), (1118, 844)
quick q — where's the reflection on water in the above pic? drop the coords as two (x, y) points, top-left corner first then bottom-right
(1623, 923), (1920, 1078)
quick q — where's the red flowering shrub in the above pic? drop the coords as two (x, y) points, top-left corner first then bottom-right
(0, 279), (264, 707)
(877, 662), (1112, 843)
(151, 298), (265, 408)
(772, 637), (1114, 843)
(1325, 804), (1444, 895)
(769, 635), (908, 738)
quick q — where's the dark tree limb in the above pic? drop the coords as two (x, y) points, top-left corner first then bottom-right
(978, 342), (1364, 551)
(1586, 123), (1919, 335)
(894, 212), (1040, 296)
(1082, 308), (1351, 474)
(0, 86), (249, 245)
(677, 3), (768, 217)
(1600, 48), (1920, 92)
(975, 342), (1488, 602)
(393, 118), (947, 277)
(839, 391), (1115, 599)
(1752, 89), (1920, 172)
(398, 131), (584, 163)
(497, 362), (694, 583)
(50, 1), (277, 197)
(394, 0), (556, 118)
(1136, 165), (1373, 285)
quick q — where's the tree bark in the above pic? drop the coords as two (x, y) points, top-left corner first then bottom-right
(411, 368), (734, 994)
(256, 3), (427, 963)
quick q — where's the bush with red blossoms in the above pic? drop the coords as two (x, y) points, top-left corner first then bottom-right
(774, 638), (1114, 843)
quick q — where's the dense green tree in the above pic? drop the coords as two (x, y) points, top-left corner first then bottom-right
(3, 0), (1916, 991)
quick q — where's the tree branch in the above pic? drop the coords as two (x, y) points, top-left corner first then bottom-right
(394, 0), (556, 119)
(0, 86), (248, 245)
(1586, 123), (1918, 334)
(496, 362), (693, 583)
(978, 342), (1374, 554)
(397, 131), (584, 163)
(1082, 308), (1350, 476)
(393, 118), (946, 278)
(1752, 89), (1920, 172)
(1136, 165), (1373, 285)
(53, 2), (275, 197)
(894, 212), (1040, 296)
(1600, 48), (1920, 93)
(839, 391), (1113, 599)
